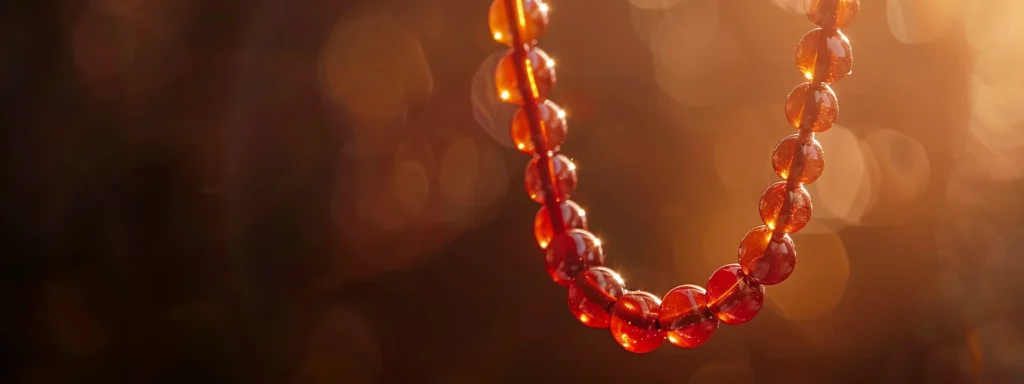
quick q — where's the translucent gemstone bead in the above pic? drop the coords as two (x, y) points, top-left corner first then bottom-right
(511, 100), (567, 155)
(705, 264), (765, 325)
(658, 285), (719, 349)
(534, 200), (587, 249)
(495, 48), (556, 105)
(488, 0), (549, 47)
(737, 225), (798, 285)
(772, 134), (825, 184)
(525, 154), (577, 204)
(785, 82), (838, 132)
(545, 229), (604, 286)
(568, 267), (625, 328)
(609, 291), (664, 353)
(758, 181), (812, 234)
(795, 28), (853, 84)
(807, 0), (861, 29)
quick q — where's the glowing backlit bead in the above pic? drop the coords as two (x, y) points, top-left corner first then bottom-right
(705, 264), (764, 325)
(511, 100), (567, 155)
(525, 154), (577, 204)
(795, 28), (853, 84)
(609, 291), (664, 353)
(772, 134), (825, 184)
(495, 48), (556, 105)
(807, 0), (860, 29)
(785, 82), (838, 132)
(737, 225), (797, 285)
(534, 200), (587, 249)
(758, 181), (812, 234)
(568, 267), (625, 328)
(545, 229), (604, 286)
(658, 285), (718, 349)
(488, 0), (549, 47)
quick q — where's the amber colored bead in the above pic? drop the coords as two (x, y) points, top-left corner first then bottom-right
(795, 28), (853, 84)
(534, 200), (587, 249)
(495, 48), (556, 105)
(705, 264), (765, 325)
(545, 229), (605, 286)
(758, 181), (812, 234)
(568, 267), (625, 328)
(772, 134), (825, 184)
(658, 285), (719, 349)
(525, 154), (577, 204)
(511, 100), (567, 155)
(807, 0), (860, 29)
(737, 225), (798, 285)
(609, 291), (664, 353)
(785, 82), (838, 132)
(488, 0), (549, 47)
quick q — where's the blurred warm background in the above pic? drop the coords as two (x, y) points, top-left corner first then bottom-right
(1, 0), (1023, 382)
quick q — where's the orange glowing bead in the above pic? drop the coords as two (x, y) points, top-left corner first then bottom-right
(511, 100), (567, 155)
(737, 225), (797, 285)
(758, 181), (812, 234)
(534, 200), (587, 249)
(772, 134), (825, 184)
(658, 285), (718, 349)
(795, 28), (853, 84)
(785, 82), (838, 132)
(807, 0), (861, 29)
(488, 0), (549, 47)
(495, 48), (556, 105)
(568, 267), (625, 328)
(705, 264), (764, 325)
(545, 229), (605, 286)
(609, 291), (664, 353)
(525, 154), (577, 204)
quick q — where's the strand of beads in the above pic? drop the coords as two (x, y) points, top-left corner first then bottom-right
(485, 0), (859, 354)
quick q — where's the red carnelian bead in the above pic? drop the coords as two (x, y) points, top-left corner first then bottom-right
(545, 229), (604, 286)
(772, 134), (825, 184)
(525, 154), (577, 204)
(495, 48), (556, 105)
(807, 0), (861, 29)
(705, 264), (765, 325)
(759, 181), (813, 234)
(737, 225), (798, 285)
(658, 285), (719, 349)
(568, 267), (625, 328)
(795, 28), (853, 84)
(609, 291), (664, 353)
(785, 82), (838, 132)
(488, 0), (549, 47)
(511, 100), (567, 155)
(534, 200), (587, 249)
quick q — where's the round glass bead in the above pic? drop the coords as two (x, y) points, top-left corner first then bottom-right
(758, 181), (813, 234)
(511, 100), (567, 155)
(488, 0), (549, 47)
(568, 267), (625, 328)
(534, 200), (587, 249)
(772, 134), (825, 184)
(495, 48), (556, 105)
(545, 229), (604, 286)
(795, 28), (853, 84)
(807, 0), (861, 29)
(525, 154), (577, 204)
(737, 225), (798, 285)
(609, 291), (664, 353)
(705, 264), (765, 325)
(658, 285), (719, 349)
(785, 82), (838, 132)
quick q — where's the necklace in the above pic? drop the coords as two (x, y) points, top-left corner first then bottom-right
(485, 0), (860, 353)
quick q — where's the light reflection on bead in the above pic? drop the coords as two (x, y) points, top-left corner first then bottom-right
(524, 154), (577, 204)
(705, 264), (765, 325)
(796, 28), (853, 84)
(807, 0), (861, 29)
(658, 285), (718, 348)
(758, 181), (813, 234)
(511, 100), (567, 155)
(488, 0), (550, 47)
(785, 82), (838, 132)
(495, 48), (556, 105)
(609, 291), (664, 353)
(772, 134), (826, 184)
(568, 267), (625, 328)
(545, 229), (604, 286)
(737, 225), (797, 285)
(534, 200), (587, 249)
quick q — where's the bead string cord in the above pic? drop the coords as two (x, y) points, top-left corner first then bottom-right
(487, 0), (859, 353)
